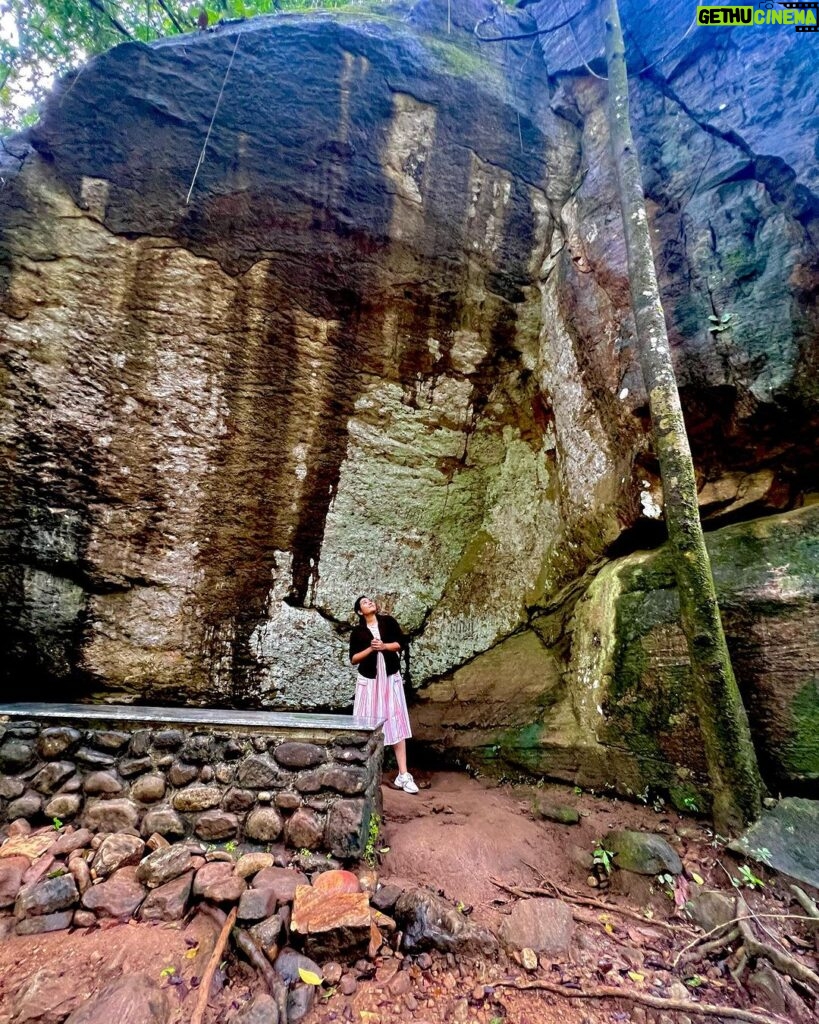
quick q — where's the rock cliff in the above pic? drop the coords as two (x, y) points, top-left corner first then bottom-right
(1, 0), (816, 800)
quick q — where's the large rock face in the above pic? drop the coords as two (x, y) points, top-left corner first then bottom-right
(0, 0), (816, 794)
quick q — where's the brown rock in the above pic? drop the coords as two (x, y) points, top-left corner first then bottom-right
(69, 857), (92, 895)
(15, 873), (79, 918)
(274, 791), (301, 811)
(387, 970), (412, 996)
(235, 852), (275, 878)
(117, 757), (154, 778)
(339, 974), (357, 996)
(33, 761), (76, 795)
(238, 885), (279, 922)
(52, 828), (93, 856)
(248, 910), (287, 960)
(135, 844), (194, 888)
(73, 909), (97, 928)
(234, 994), (280, 1024)
(140, 871), (193, 921)
(92, 834), (145, 878)
(194, 809), (239, 841)
(141, 804), (185, 839)
(0, 776), (25, 799)
(83, 798), (140, 833)
(63, 973), (169, 1024)
(284, 807), (323, 850)
(0, 855), (30, 908)
(168, 761), (198, 787)
(44, 793), (82, 821)
(325, 799), (366, 859)
(245, 807), (284, 842)
(193, 860), (246, 903)
(130, 774), (166, 803)
(22, 854), (56, 886)
(223, 787), (256, 812)
(37, 727), (82, 759)
(252, 866), (308, 903)
(290, 884), (371, 960)
(499, 897), (574, 955)
(236, 755), (280, 788)
(16, 910), (74, 935)
(83, 771), (123, 795)
(172, 785), (221, 812)
(8, 791), (43, 820)
(81, 865), (146, 917)
(8, 964), (87, 1023)
(313, 869), (360, 894)
(272, 742), (325, 769)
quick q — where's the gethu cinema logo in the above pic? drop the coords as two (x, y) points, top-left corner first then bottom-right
(696, 3), (818, 29)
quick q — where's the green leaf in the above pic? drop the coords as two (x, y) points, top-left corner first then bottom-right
(298, 967), (323, 986)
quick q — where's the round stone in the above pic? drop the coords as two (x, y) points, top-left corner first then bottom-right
(83, 771), (123, 795)
(130, 774), (166, 804)
(244, 807), (283, 843)
(44, 793), (82, 821)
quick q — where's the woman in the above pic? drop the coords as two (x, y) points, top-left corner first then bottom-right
(349, 595), (418, 794)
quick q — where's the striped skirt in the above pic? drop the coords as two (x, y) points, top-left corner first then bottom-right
(354, 653), (412, 746)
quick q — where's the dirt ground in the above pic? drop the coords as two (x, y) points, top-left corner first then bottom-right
(0, 770), (815, 1024)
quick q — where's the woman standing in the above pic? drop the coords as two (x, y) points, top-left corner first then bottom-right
(349, 595), (418, 794)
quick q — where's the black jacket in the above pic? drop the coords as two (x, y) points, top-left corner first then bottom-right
(349, 614), (406, 679)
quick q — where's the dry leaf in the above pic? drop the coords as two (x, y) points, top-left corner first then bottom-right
(298, 967), (323, 986)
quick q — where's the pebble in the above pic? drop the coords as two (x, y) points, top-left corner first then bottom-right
(339, 974), (357, 996)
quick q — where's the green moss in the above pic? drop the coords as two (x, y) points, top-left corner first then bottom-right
(422, 38), (501, 82)
(786, 680), (819, 779)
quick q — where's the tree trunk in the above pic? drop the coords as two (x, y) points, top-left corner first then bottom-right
(604, 0), (763, 831)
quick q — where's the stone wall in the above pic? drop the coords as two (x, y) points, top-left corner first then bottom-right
(0, 705), (384, 860)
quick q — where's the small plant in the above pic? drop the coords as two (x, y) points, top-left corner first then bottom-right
(572, 785), (582, 796)
(708, 312), (736, 333)
(298, 848), (312, 859)
(735, 864), (765, 890)
(680, 795), (699, 813)
(51, 817), (63, 830)
(159, 966), (176, 979)
(751, 846), (773, 866)
(593, 843), (615, 877)
(363, 813), (381, 867)
(657, 872), (676, 898)
(224, 840), (237, 853)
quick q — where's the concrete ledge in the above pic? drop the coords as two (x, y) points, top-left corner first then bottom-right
(0, 703), (381, 733)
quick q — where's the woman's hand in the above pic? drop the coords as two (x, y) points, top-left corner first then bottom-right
(371, 639), (385, 651)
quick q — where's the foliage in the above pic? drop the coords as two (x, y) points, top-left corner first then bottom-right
(735, 863), (765, 890)
(592, 842), (614, 876)
(708, 312), (736, 333)
(363, 812), (381, 867)
(0, 0), (383, 133)
(51, 816), (63, 830)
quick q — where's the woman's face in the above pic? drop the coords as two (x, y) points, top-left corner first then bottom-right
(358, 596), (377, 615)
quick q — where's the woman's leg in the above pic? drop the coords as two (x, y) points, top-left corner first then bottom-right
(392, 739), (408, 775)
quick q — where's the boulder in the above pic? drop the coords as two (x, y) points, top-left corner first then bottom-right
(290, 884), (371, 960)
(7, 964), (87, 1023)
(235, 852), (275, 879)
(83, 799), (140, 833)
(16, 910), (74, 935)
(136, 844), (194, 888)
(252, 867), (308, 904)
(499, 897), (574, 955)
(0, 855), (29, 907)
(92, 834), (145, 878)
(63, 973), (170, 1024)
(245, 807), (284, 843)
(193, 861), (246, 903)
(607, 830), (683, 876)
(139, 871), (193, 921)
(284, 808), (323, 850)
(81, 865), (146, 917)
(394, 889), (497, 955)
(235, 994), (280, 1024)
(15, 873), (79, 918)
(141, 805), (186, 839)
(129, 774), (166, 803)
(44, 794), (82, 820)
(194, 809), (239, 841)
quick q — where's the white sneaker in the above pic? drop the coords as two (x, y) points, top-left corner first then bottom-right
(394, 772), (419, 794)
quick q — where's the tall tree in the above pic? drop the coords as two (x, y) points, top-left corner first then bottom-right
(604, 0), (763, 831)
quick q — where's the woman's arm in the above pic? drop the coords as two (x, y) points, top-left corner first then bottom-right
(350, 645), (374, 665)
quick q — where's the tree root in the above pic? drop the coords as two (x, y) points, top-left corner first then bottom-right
(790, 885), (819, 923)
(198, 903), (290, 1024)
(736, 900), (819, 997)
(490, 875), (690, 934)
(233, 925), (290, 1024)
(192, 906), (237, 1024)
(493, 977), (789, 1024)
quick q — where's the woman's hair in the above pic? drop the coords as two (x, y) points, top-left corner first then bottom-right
(353, 595), (369, 615)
